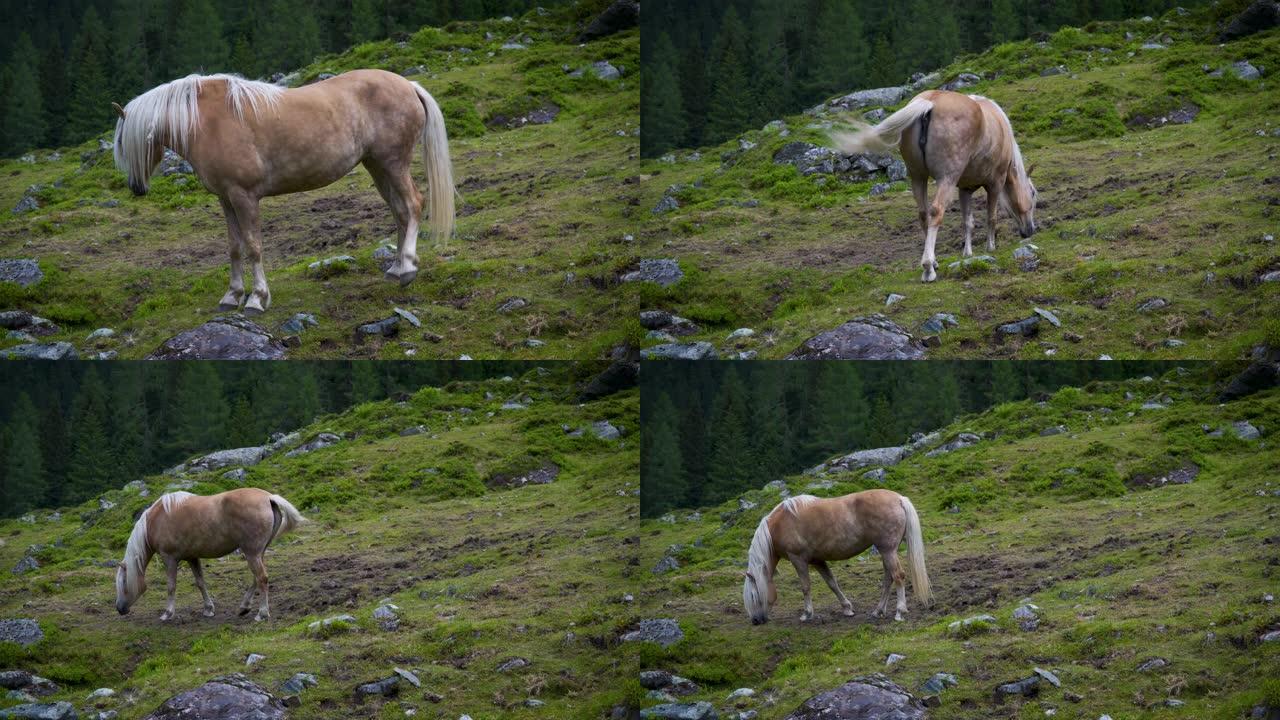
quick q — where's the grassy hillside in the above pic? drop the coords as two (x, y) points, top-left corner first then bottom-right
(0, 3), (640, 359)
(0, 366), (639, 719)
(637, 2), (1280, 359)
(636, 367), (1280, 718)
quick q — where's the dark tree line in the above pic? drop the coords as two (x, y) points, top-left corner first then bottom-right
(640, 361), (1187, 516)
(641, 0), (1208, 157)
(0, 360), (535, 517)
(0, 0), (571, 156)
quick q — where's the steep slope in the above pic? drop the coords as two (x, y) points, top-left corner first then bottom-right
(637, 2), (1280, 360)
(0, 3), (639, 359)
(635, 367), (1280, 718)
(0, 367), (639, 718)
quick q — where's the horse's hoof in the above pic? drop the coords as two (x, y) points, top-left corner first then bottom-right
(398, 270), (417, 286)
(894, 613), (905, 622)
(202, 608), (215, 618)
(238, 607), (251, 616)
(842, 607), (855, 617)
(254, 614), (268, 622)
(218, 302), (241, 312)
(160, 612), (173, 622)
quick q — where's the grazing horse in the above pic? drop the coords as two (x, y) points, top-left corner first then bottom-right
(112, 70), (455, 314)
(833, 90), (1037, 282)
(115, 488), (305, 621)
(742, 490), (930, 624)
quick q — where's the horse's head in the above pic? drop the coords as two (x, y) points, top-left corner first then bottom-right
(1004, 161), (1038, 239)
(115, 559), (146, 615)
(111, 101), (161, 197)
(743, 569), (776, 625)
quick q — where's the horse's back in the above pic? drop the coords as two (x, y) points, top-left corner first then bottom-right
(151, 488), (276, 559)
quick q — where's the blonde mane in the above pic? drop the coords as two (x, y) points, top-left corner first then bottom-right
(113, 74), (284, 181)
(120, 491), (194, 598)
(969, 94), (1031, 212)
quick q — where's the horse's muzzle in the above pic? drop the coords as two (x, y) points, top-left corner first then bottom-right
(117, 604), (129, 616)
(129, 180), (147, 197)
(751, 617), (767, 626)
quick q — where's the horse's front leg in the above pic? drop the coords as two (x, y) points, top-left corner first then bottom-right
(159, 555), (179, 621)
(813, 561), (854, 617)
(230, 194), (271, 315)
(189, 558), (214, 617)
(788, 555), (814, 622)
(959, 189), (975, 257)
(217, 197), (246, 311)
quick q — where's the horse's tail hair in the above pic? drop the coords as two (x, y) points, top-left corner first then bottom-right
(830, 96), (935, 156)
(899, 494), (932, 604)
(412, 82), (456, 245)
(268, 494), (306, 542)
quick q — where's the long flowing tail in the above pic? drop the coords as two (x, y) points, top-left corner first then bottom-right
(412, 82), (456, 244)
(831, 96), (934, 156)
(900, 495), (932, 604)
(268, 494), (306, 542)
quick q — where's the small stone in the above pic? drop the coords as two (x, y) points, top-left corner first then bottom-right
(886, 293), (906, 306)
(886, 653), (906, 667)
(393, 308), (421, 327)
(246, 653), (266, 667)
(393, 668), (420, 687)
(1033, 668), (1061, 688)
(726, 328), (755, 341)
(496, 657), (530, 673)
(1033, 307), (1061, 327)
(1137, 657), (1169, 672)
(1137, 297), (1169, 313)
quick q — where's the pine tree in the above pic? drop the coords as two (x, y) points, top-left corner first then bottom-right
(39, 397), (70, 506)
(800, 363), (867, 460)
(3, 393), (45, 516)
(866, 395), (898, 448)
(641, 392), (685, 517)
(38, 38), (68, 147)
(866, 33), (898, 87)
(705, 367), (754, 504)
(226, 395), (260, 447)
(640, 32), (685, 158)
(678, 42), (709, 148)
(748, 365), (788, 483)
(110, 365), (150, 482)
(66, 6), (114, 144)
(67, 367), (115, 503)
(352, 362), (382, 404)
(748, 0), (790, 126)
(352, 0), (384, 43)
(2, 34), (46, 156)
(990, 0), (1020, 44)
(166, 363), (230, 457)
(678, 397), (710, 507)
(990, 362), (1022, 405)
(704, 6), (753, 145)
(111, 0), (149, 103)
(800, 0), (865, 102)
(171, 0), (229, 74)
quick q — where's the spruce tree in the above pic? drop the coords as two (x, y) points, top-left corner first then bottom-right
(2, 34), (46, 156)
(990, 0), (1020, 44)
(800, 0), (865, 102)
(67, 367), (115, 503)
(111, 0), (149, 102)
(171, 0), (229, 74)
(704, 6), (753, 145)
(229, 35), (257, 77)
(800, 363), (867, 460)
(3, 393), (45, 516)
(352, 0), (383, 43)
(352, 362), (382, 404)
(640, 32), (685, 158)
(678, 397), (710, 507)
(166, 363), (230, 458)
(39, 38), (68, 147)
(748, 0), (790, 126)
(110, 365), (150, 482)
(678, 43), (709, 148)
(866, 33), (898, 87)
(39, 397), (70, 506)
(66, 6), (114, 143)
(705, 367), (753, 504)
(641, 392), (685, 517)
(226, 395), (260, 448)
(748, 365), (788, 483)
(990, 361), (1021, 405)
(866, 395), (898, 448)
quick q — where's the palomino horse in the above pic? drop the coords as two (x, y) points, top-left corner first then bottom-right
(833, 90), (1037, 282)
(112, 70), (455, 313)
(742, 490), (930, 624)
(115, 488), (305, 621)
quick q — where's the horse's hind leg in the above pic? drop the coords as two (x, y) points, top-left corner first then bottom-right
(189, 558), (215, 617)
(217, 197), (246, 311)
(228, 193), (271, 314)
(871, 562), (892, 618)
(959, 188), (975, 257)
(910, 176), (935, 282)
(880, 547), (909, 621)
(244, 553), (271, 621)
(985, 186), (999, 251)
(365, 160), (424, 286)
(159, 555), (179, 621)
(812, 560), (854, 617)
(922, 178), (957, 283)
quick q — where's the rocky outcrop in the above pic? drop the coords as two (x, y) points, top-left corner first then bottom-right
(1219, 0), (1280, 41)
(577, 0), (639, 42)
(787, 315), (927, 360)
(783, 673), (928, 720)
(141, 674), (287, 720)
(0, 619), (43, 647)
(187, 446), (267, 472)
(148, 316), (287, 360)
(621, 619), (684, 647)
(486, 461), (560, 489)
(0, 259), (43, 287)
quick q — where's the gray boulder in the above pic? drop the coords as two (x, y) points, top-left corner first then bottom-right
(2, 343), (77, 360)
(279, 313), (318, 335)
(828, 446), (907, 472)
(353, 316), (399, 342)
(592, 420), (622, 439)
(1231, 60), (1262, 79)
(621, 619), (684, 647)
(640, 703), (717, 720)
(591, 61), (621, 80)
(622, 259), (683, 287)
(641, 342), (717, 361)
(920, 313), (958, 335)
(653, 195), (680, 214)
(942, 72), (982, 91)
(782, 673), (927, 720)
(148, 316), (287, 360)
(284, 432), (341, 457)
(12, 556), (39, 575)
(0, 619), (43, 647)
(188, 446), (267, 472)
(0, 260), (43, 287)
(1219, 0), (1280, 41)
(993, 676), (1040, 703)
(0, 702), (76, 720)
(787, 315), (926, 360)
(830, 87), (910, 111)
(577, 0), (639, 42)
(278, 673), (317, 696)
(486, 461), (559, 489)
(925, 432), (981, 457)
(1233, 420), (1261, 439)
(158, 149), (193, 176)
(141, 674), (286, 720)
(652, 556), (679, 575)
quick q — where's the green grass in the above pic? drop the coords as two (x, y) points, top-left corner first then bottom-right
(0, 4), (639, 360)
(0, 365), (639, 719)
(636, 366), (1280, 718)
(636, 3), (1280, 359)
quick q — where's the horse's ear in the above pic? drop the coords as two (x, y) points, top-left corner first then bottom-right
(112, 102), (126, 120)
